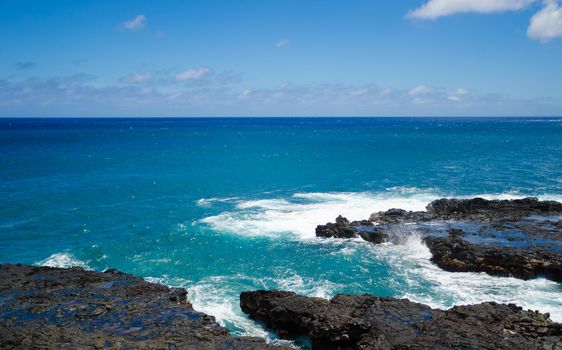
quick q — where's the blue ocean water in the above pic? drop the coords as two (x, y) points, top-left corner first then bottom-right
(1, 117), (562, 341)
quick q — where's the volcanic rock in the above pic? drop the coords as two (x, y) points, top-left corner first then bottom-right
(423, 236), (562, 282)
(240, 290), (562, 350)
(0, 264), (285, 349)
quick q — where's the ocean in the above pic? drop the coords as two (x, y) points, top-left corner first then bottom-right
(1, 117), (562, 342)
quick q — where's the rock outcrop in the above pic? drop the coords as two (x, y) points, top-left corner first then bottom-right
(426, 197), (562, 219)
(423, 236), (562, 282)
(0, 264), (285, 349)
(315, 216), (389, 243)
(316, 197), (562, 282)
(240, 290), (562, 350)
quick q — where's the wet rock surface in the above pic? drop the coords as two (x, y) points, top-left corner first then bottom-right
(240, 290), (562, 350)
(315, 215), (389, 243)
(316, 197), (562, 282)
(423, 236), (562, 282)
(0, 264), (284, 349)
(427, 197), (562, 220)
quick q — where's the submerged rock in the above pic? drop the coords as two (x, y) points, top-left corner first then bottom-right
(0, 264), (285, 349)
(423, 236), (562, 282)
(240, 290), (562, 350)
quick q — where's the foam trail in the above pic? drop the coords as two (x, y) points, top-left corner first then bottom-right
(200, 189), (437, 239)
(36, 252), (91, 270)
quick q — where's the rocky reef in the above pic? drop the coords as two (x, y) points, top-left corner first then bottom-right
(315, 216), (389, 244)
(367, 196), (562, 224)
(316, 197), (562, 282)
(240, 290), (562, 350)
(0, 264), (285, 349)
(424, 235), (562, 282)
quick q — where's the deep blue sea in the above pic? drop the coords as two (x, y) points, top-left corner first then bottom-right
(1, 117), (562, 343)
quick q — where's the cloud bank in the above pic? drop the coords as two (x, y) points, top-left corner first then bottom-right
(0, 70), (557, 116)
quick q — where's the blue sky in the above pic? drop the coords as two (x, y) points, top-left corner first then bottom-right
(1, 0), (562, 116)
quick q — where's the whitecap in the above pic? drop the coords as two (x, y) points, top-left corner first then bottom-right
(36, 252), (91, 270)
(371, 236), (562, 322)
(200, 190), (438, 239)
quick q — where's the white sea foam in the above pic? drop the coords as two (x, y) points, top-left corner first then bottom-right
(145, 272), (332, 347)
(36, 252), (91, 270)
(196, 197), (240, 208)
(200, 190), (562, 239)
(200, 189), (437, 239)
(371, 236), (562, 322)
(197, 189), (562, 323)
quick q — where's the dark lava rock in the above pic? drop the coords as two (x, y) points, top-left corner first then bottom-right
(316, 215), (358, 239)
(426, 197), (562, 219)
(357, 229), (389, 244)
(423, 236), (562, 282)
(0, 264), (285, 349)
(368, 198), (562, 224)
(368, 209), (430, 224)
(448, 228), (465, 235)
(322, 198), (562, 282)
(240, 290), (562, 350)
(316, 216), (389, 243)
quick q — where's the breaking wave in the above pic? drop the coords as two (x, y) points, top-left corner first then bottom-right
(36, 252), (91, 270)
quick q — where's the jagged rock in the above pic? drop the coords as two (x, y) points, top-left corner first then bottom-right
(426, 197), (562, 219)
(0, 264), (285, 350)
(240, 290), (562, 350)
(368, 209), (430, 224)
(357, 228), (389, 244)
(316, 215), (358, 239)
(316, 216), (389, 244)
(423, 236), (562, 282)
(321, 198), (562, 282)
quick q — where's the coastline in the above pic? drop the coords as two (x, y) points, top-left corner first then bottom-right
(3, 197), (562, 349)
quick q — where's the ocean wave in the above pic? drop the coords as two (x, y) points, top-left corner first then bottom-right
(199, 189), (438, 239)
(145, 272), (332, 347)
(36, 252), (91, 270)
(199, 189), (562, 239)
(370, 236), (562, 322)
(196, 189), (562, 324)
(196, 197), (240, 208)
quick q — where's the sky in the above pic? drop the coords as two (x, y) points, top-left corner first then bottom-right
(1, 0), (562, 117)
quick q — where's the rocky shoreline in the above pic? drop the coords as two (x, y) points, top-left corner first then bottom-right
(316, 197), (562, 282)
(240, 290), (562, 350)
(2, 197), (562, 349)
(0, 264), (285, 349)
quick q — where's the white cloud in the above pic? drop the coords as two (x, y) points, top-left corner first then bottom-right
(408, 85), (433, 95)
(275, 39), (291, 48)
(119, 72), (153, 84)
(123, 15), (146, 30)
(528, 0), (562, 41)
(448, 87), (470, 101)
(175, 67), (211, 81)
(407, 0), (536, 19)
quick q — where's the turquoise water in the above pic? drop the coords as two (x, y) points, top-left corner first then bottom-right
(1, 117), (562, 341)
